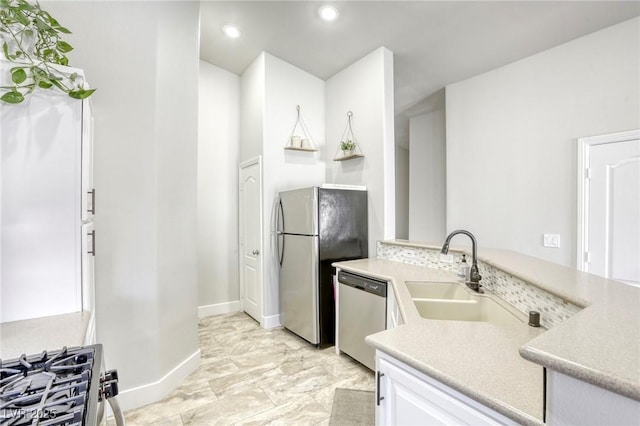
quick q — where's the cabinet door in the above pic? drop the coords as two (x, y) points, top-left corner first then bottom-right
(81, 223), (95, 312)
(81, 100), (95, 222)
(376, 352), (516, 425)
(0, 88), (83, 322)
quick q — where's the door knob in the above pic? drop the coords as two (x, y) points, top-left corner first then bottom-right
(252, 250), (260, 255)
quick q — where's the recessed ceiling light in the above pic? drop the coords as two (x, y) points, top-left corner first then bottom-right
(222, 25), (241, 39)
(319, 5), (339, 22)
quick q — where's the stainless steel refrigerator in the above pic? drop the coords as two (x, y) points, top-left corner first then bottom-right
(277, 186), (368, 347)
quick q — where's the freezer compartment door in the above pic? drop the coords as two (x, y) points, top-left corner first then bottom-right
(318, 188), (368, 260)
(280, 234), (319, 344)
(279, 187), (318, 235)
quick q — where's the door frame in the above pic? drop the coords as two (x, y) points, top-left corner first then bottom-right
(576, 129), (640, 271)
(239, 156), (263, 325)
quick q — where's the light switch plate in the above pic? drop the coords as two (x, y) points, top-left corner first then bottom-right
(543, 234), (560, 248)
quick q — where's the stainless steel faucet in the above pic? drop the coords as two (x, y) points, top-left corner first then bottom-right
(441, 230), (483, 292)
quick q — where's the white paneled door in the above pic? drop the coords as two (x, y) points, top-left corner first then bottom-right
(579, 130), (640, 287)
(239, 157), (263, 322)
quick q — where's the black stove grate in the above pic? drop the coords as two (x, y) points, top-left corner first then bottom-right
(0, 345), (102, 426)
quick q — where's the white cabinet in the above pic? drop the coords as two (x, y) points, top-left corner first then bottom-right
(546, 369), (640, 425)
(0, 61), (95, 323)
(375, 351), (517, 426)
(386, 286), (404, 329)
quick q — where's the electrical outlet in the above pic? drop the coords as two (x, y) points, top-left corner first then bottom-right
(440, 254), (454, 263)
(543, 234), (560, 248)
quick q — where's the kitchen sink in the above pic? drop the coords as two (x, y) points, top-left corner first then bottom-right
(406, 281), (525, 326)
(405, 281), (473, 300)
(412, 296), (523, 326)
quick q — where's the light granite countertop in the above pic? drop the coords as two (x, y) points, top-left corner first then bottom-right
(0, 311), (91, 360)
(382, 239), (640, 402)
(334, 258), (546, 425)
(335, 241), (640, 424)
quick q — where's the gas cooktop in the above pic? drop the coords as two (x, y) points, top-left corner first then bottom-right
(0, 344), (117, 426)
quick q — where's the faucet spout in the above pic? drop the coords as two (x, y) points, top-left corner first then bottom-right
(441, 230), (483, 292)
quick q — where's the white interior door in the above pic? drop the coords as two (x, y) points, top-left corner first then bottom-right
(579, 131), (640, 287)
(239, 157), (263, 322)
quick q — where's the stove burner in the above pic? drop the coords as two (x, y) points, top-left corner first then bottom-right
(0, 346), (102, 426)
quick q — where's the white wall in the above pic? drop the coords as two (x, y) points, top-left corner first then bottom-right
(263, 54), (326, 320)
(240, 55), (265, 163)
(240, 52), (326, 324)
(326, 47), (396, 256)
(446, 17), (640, 266)
(395, 146), (410, 239)
(409, 98), (446, 242)
(197, 61), (240, 316)
(42, 1), (200, 410)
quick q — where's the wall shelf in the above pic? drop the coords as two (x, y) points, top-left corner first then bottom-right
(334, 153), (364, 161)
(285, 105), (317, 151)
(333, 111), (364, 162)
(284, 146), (318, 152)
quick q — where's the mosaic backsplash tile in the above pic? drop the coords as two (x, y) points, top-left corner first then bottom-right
(377, 241), (582, 329)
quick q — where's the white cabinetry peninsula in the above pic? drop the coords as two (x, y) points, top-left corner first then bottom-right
(337, 241), (640, 425)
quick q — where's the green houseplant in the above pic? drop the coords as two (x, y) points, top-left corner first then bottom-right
(340, 140), (356, 153)
(0, 0), (95, 103)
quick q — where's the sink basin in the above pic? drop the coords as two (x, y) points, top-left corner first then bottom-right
(412, 296), (523, 326)
(405, 281), (473, 300)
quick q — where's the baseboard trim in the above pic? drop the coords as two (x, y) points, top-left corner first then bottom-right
(116, 349), (201, 411)
(198, 301), (241, 318)
(262, 313), (281, 329)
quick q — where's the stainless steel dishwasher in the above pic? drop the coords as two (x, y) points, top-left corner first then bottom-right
(338, 270), (387, 370)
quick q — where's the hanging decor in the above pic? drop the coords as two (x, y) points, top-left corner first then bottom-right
(284, 105), (318, 152)
(334, 111), (364, 161)
(0, 0), (96, 104)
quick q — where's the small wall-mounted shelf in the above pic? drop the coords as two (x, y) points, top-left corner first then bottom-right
(285, 146), (318, 152)
(334, 153), (364, 161)
(285, 105), (318, 152)
(333, 111), (364, 161)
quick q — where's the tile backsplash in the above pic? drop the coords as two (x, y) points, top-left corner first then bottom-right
(377, 241), (582, 329)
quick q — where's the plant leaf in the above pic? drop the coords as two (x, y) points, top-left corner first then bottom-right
(56, 40), (73, 53)
(68, 88), (96, 99)
(1, 91), (25, 104)
(38, 80), (53, 89)
(11, 68), (27, 84)
(50, 79), (65, 91)
(13, 10), (30, 26)
(47, 14), (60, 28)
(2, 42), (9, 59)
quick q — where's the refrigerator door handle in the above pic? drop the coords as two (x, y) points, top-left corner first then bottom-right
(276, 198), (284, 234)
(277, 199), (285, 266)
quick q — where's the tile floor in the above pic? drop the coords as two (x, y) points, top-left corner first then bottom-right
(113, 312), (375, 425)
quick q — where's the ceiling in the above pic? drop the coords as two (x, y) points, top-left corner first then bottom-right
(200, 1), (640, 147)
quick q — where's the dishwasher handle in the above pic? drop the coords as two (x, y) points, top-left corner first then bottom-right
(338, 271), (387, 297)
